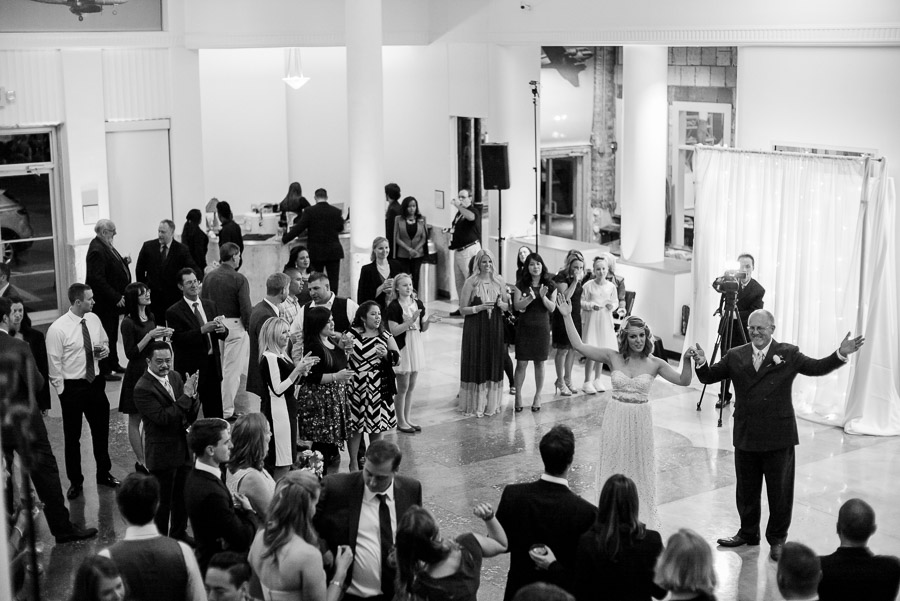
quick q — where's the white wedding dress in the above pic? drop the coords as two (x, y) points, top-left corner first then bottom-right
(598, 370), (660, 530)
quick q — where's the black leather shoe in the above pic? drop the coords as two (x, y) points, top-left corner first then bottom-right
(449, 310), (461, 317)
(97, 474), (121, 488)
(111, 365), (127, 374)
(769, 543), (784, 561)
(55, 525), (98, 544)
(717, 534), (760, 547)
(715, 398), (731, 409)
(103, 373), (122, 382)
(66, 484), (83, 500)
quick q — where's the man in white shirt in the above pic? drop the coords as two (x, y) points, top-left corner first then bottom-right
(289, 272), (358, 336)
(46, 283), (120, 500)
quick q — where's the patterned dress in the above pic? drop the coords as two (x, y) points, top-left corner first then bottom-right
(296, 343), (350, 448)
(458, 279), (506, 417)
(348, 329), (397, 433)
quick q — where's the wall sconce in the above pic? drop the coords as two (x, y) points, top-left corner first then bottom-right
(282, 48), (310, 90)
(609, 140), (618, 154)
(0, 87), (16, 109)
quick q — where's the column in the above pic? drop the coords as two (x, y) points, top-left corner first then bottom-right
(621, 46), (668, 264)
(346, 0), (385, 297)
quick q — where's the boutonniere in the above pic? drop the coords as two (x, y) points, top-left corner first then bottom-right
(772, 355), (784, 367)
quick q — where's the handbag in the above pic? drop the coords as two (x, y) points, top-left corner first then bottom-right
(422, 226), (438, 265)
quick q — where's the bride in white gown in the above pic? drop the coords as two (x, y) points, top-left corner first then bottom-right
(556, 296), (694, 529)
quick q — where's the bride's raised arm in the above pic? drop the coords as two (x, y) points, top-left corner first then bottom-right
(555, 295), (615, 365)
(653, 349), (694, 386)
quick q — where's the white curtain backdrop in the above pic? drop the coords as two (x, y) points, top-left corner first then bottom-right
(687, 147), (899, 435)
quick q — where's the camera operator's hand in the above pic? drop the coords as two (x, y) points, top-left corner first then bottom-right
(691, 344), (707, 366)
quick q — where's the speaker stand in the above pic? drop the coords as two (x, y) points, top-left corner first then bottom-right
(496, 189), (504, 276)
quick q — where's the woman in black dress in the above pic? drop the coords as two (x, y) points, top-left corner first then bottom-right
(574, 474), (665, 601)
(357, 237), (402, 308)
(180, 208), (209, 274)
(392, 196), (428, 292)
(512, 253), (556, 412)
(552, 251), (586, 396)
(284, 245), (313, 305)
(119, 283), (172, 474)
(653, 529), (718, 601)
(395, 504), (507, 601)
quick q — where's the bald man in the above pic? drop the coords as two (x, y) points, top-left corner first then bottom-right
(86, 219), (132, 378)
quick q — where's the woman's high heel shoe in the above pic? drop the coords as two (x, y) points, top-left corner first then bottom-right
(531, 395), (541, 412)
(555, 379), (572, 396)
(565, 377), (579, 393)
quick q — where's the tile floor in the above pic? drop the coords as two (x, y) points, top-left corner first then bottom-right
(25, 300), (900, 601)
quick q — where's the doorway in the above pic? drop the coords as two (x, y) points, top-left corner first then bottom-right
(540, 146), (590, 240)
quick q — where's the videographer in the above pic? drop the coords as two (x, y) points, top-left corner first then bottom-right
(712, 253), (765, 407)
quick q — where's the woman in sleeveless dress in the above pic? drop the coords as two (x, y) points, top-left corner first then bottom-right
(551, 251), (586, 396)
(580, 256), (618, 394)
(557, 296), (694, 530)
(512, 252), (557, 412)
(226, 413), (276, 518)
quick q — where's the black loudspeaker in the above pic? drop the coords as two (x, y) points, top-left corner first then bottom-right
(481, 143), (510, 190)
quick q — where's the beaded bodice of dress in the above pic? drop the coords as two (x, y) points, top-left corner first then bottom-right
(611, 371), (653, 405)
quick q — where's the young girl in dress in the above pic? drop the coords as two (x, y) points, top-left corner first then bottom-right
(387, 273), (441, 432)
(580, 256), (617, 393)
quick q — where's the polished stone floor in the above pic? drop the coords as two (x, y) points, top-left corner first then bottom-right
(25, 301), (900, 601)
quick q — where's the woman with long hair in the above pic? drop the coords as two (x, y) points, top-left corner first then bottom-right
(357, 236), (402, 308)
(226, 413), (276, 518)
(457, 249), (510, 418)
(580, 256), (618, 394)
(551, 251), (586, 396)
(574, 474), (665, 601)
(280, 181), (310, 217)
(395, 504), (507, 601)
(69, 555), (126, 601)
(297, 306), (354, 471)
(119, 282), (172, 473)
(558, 298), (693, 529)
(347, 301), (400, 468)
(249, 470), (354, 601)
(512, 252), (557, 412)
(283, 245), (313, 305)
(392, 196), (428, 292)
(387, 273), (440, 432)
(515, 245), (532, 283)
(654, 529), (718, 601)
(180, 208), (208, 273)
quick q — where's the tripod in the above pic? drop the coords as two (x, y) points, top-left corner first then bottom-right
(696, 289), (747, 427)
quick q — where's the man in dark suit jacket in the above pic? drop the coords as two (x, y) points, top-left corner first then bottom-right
(135, 219), (198, 327)
(133, 341), (200, 540)
(692, 309), (864, 561)
(282, 188), (344, 292)
(166, 268), (228, 419)
(246, 273), (289, 405)
(314, 440), (423, 600)
(185, 419), (258, 575)
(496, 425), (597, 600)
(818, 498), (900, 601)
(0, 298), (98, 544)
(86, 219), (132, 378)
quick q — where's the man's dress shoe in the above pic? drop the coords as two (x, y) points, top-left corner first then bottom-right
(717, 534), (760, 547)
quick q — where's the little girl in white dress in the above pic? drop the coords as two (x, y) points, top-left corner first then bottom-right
(580, 257), (617, 393)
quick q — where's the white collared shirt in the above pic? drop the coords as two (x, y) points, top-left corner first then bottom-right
(540, 473), (570, 488)
(263, 298), (281, 316)
(752, 340), (773, 365)
(194, 458), (223, 480)
(290, 292), (359, 335)
(148, 370), (174, 399)
(348, 483), (396, 597)
(0, 282), (8, 297)
(184, 297), (213, 354)
(46, 309), (109, 394)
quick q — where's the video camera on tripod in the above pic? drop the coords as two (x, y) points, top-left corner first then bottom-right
(712, 269), (746, 295)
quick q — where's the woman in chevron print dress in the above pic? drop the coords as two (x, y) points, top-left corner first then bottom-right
(347, 300), (400, 471)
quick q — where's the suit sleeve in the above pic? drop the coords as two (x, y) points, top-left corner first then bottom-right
(86, 246), (121, 305)
(357, 265), (376, 304)
(695, 349), (736, 384)
(133, 382), (187, 426)
(793, 348), (845, 377)
(573, 536), (593, 601)
(168, 307), (204, 348)
(282, 212), (310, 243)
(737, 282), (765, 325)
(135, 244), (149, 285)
(205, 487), (256, 553)
(21, 344), (45, 395)
(312, 476), (339, 552)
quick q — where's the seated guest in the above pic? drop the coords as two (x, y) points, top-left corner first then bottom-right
(101, 472), (205, 601)
(513, 583), (575, 601)
(778, 542), (822, 600)
(185, 418), (259, 575)
(574, 474), (665, 601)
(225, 413), (276, 518)
(205, 552), (252, 601)
(819, 498), (900, 601)
(357, 236), (402, 308)
(654, 529), (717, 601)
(395, 503), (507, 601)
(68, 555), (125, 601)
(249, 470), (354, 601)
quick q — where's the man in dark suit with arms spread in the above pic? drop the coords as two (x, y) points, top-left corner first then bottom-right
(85, 219), (131, 379)
(691, 309), (864, 561)
(135, 219), (198, 327)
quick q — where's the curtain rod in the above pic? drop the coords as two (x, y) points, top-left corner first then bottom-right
(695, 145), (884, 163)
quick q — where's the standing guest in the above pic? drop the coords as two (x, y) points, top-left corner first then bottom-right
(133, 341), (201, 539)
(313, 440), (423, 601)
(68, 556), (125, 601)
(512, 252), (556, 412)
(384, 182), (403, 249)
(201, 242), (252, 419)
(580, 256), (617, 394)
(0, 297), (99, 543)
(387, 273), (440, 433)
(86, 218), (131, 380)
(289, 271), (358, 337)
(250, 471), (354, 601)
(600, 252), (628, 319)
(574, 474), (665, 601)
(181, 209), (209, 274)
(101, 473), (205, 601)
(205, 553), (252, 601)
(281, 268), (306, 325)
(46, 283), (120, 500)
(496, 425), (597, 600)
(283, 246), (313, 305)
(185, 418), (259, 575)
(551, 252), (586, 396)
(280, 181), (311, 222)
(119, 283), (171, 473)
(392, 196), (428, 292)
(357, 237), (402, 309)
(225, 413), (276, 518)
(395, 504), (508, 601)
(298, 306), (354, 470)
(653, 529), (718, 601)
(818, 498), (900, 601)
(448, 189), (482, 316)
(515, 246), (532, 283)
(166, 268), (229, 419)
(0, 261), (23, 299)
(457, 249), (509, 418)
(7, 296), (51, 412)
(246, 273), (289, 407)
(282, 188), (345, 292)
(777, 543), (822, 601)
(348, 301), (399, 467)
(135, 219), (198, 327)
(259, 316), (315, 478)
(691, 310), (864, 561)
(216, 200), (244, 254)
